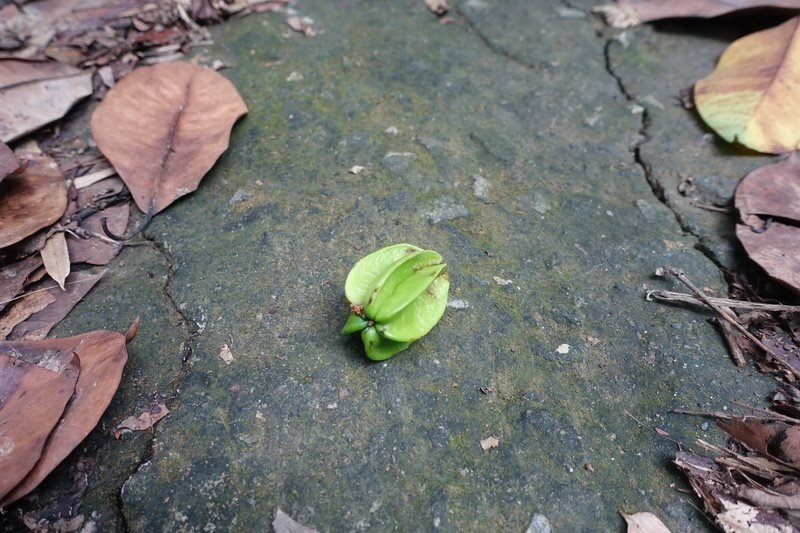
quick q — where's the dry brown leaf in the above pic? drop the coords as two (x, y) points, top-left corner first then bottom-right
(0, 290), (56, 339)
(0, 353), (79, 501)
(91, 61), (247, 217)
(0, 59), (92, 143)
(695, 18), (800, 154)
(41, 232), (70, 291)
(620, 512), (671, 533)
(423, 0), (449, 16)
(718, 419), (781, 456)
(480, 436), (499, 450)
(735, 154), (800, 292)
(0, 140), (19, 184)
(2, 329), (129, 505)
(66, 204), (129, 266)
(7, 270), (105, 340)
(0, 153), (67, 249)
(0, 254), (43, 313)
(273, 508), (318, 533)
(594, 1), (800, 28)
(114, 403), (169, 439)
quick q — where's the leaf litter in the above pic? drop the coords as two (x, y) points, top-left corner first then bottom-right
(0, 0), (267, 513)
(114, 402), (170, 439)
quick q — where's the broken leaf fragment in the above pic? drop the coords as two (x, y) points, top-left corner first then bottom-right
(114, 403), (170, 439)
(342, 244), (449, 360)
(620, 512), (671, 533)
(594, 1), (800, 28)
(695, 17), (800, 154)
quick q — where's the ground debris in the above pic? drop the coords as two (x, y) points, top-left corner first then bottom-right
(273, 508), (318, 533)
(480, 436), (499, 451)
(114, 402), (169, 439)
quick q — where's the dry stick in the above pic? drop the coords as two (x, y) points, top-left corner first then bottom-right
(646, 290), (800, 313)
(717, 318), (747, 366)
(663, 267), (800, 381)
(731, 400), (800, 424)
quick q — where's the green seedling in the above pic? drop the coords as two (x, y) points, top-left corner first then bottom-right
(342, 244), (449, 361)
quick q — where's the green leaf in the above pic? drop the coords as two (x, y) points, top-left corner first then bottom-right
(372, 263), (447, 323)
(361, 326), (410, 361)
(341, 313), (369, 335)
(364, 250), (442, 320)
(344, 244), (420, 306)
(378, 272), (449, 343)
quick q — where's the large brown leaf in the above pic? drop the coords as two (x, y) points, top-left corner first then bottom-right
(0, 59), (93, 143)
(595, 1), (800, 27)
(91, 61), (248, 216)
(0, 353), (79, 501)
(1, 329), (128, 504)
(0, 153), (67, 249)
(735, 154), (800, 291)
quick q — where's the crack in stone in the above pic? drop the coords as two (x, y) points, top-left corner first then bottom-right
(457, 6), (539, 71)
(112, 232), (201, 530)
(600, 37), (725, 266)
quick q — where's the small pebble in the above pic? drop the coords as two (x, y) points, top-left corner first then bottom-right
(700, 421), (709, 431)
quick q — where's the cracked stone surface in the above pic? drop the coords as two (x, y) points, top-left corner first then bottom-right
(1, 1), (782, 531)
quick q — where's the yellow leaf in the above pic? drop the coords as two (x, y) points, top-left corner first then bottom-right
(695, 17), (800, 154)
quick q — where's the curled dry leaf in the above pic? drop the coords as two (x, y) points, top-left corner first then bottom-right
(695, 17), (800, 154)
(1, 329), (129, 505)
(620, 512), (671, 533)
(0, 59), (93, 143)
(7, 270), (105, 340)
(735, 154), (800, 291)
(0, 153), (67, 249)
(594, 0), (800, 28)
(0, 353), (79, 501)
(114, 403), (169, 439)
(41, 232), (70, 291)
(90, 61), (248, 217)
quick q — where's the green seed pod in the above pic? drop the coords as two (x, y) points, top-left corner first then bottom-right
(342, 243), (449, 361)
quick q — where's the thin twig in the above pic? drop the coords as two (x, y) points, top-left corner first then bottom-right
(663, 267), (800, 380)
(646, 290), (800, 313)
(731, 400), (800, 424)
(0, 273), (105, 307)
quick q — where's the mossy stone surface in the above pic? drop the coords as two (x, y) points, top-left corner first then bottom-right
(3, 1), (779, 531)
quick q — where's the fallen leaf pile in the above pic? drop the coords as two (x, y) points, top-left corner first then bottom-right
(0, 329), (129, 505)
(675, 384), (800, 531)
(0, 0), (258, 509)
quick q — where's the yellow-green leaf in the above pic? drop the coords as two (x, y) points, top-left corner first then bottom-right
(695, 17), (800, 154)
